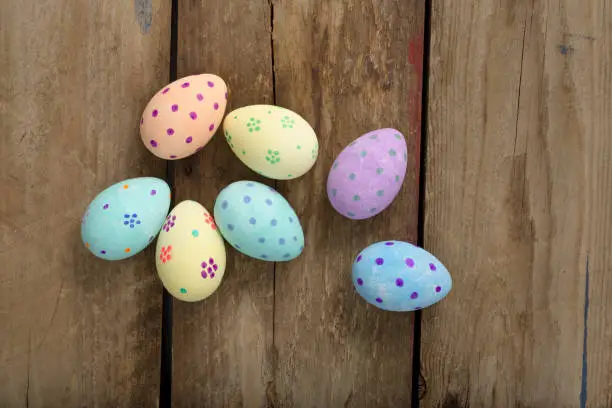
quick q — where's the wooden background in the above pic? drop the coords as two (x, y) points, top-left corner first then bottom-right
(1, 0), (611, 407)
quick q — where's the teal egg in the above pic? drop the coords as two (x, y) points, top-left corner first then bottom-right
(81, 177), (171, 260)
(214, 181), (304, 261)
(352, 241), (452, 311)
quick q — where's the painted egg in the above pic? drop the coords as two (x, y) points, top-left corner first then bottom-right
(222, 105), (318, 180)
(155, 200), (226, 302)
(213, 180), (304, 261)
(327, 128), (407, 220)
(140, 73), (228, 160)
(352, 241), (452, 311)
(81, 177), (171, 260)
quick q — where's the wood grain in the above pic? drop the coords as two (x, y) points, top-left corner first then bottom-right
(271, 0), (424, 406)
(422, 1), (612, 406)
(172, 0), (275, 406)
(0, 0), (170, 406)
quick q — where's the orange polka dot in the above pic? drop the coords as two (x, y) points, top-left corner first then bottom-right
(85, 242), (90, 248)
(124, 248), (131, 253)
(123, 184), (129, 189)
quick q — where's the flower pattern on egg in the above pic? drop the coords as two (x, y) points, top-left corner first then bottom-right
(160, 246), (172, 263)
(200, 257), (219, 279)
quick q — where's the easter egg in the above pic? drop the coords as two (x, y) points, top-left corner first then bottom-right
(155, 200), (226, 302)
(81, 177), (171, 260)
(352, 241), (452, 311)
(213, 180), (304, 261)
(222, 105), (318, 180)
(327, 128), (407, 220)
(140, 73), (228, 160)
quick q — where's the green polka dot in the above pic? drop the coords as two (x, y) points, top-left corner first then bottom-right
(376, 190), (384, 197)
(333, 162), (339, 169)
(404, 151), (407, 162)
(394, 133), (402, 140)
(395, 175), (400, 182)
(353, 195), (360, 201)
(332, 189), (337, 197)
(369, 207), (377, 213)
(349, 173), (356, 180)
(347, 212), (356, 217)
(349, 141), (357, 147)
(389, 149), (397, 157)
(360, 150), (367, 157)
(242, 149), (246, 155)
(192, 230), (199, 237)
(297, 145), (301, 150)
(288, 174), (293, 177)
(234, 116), (238, 119)
(376, 168), (384, 175)
(369, 134), (378, 139)
(180, 288), (187, 294)
(268, 110), (272, 114)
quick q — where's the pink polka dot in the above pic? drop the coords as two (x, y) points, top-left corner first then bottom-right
(189, 112), (198, 120)
(185, 136), (193, 144)
(167, 128), (174, 136)
(181, 82), (190, 88)
(209, 124), (215, 131)
(207, 81), (214, 87)
(150, 140), (158, 147)
(162, 88), (170, 94)
(171, 104), (178, 112)
(196, 93), (204, 101)
(152, 109), (158, 117)
(213, 102), (219, 110)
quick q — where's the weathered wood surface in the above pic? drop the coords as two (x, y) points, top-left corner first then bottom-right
(174, 0), (424, 406)
(422, 1), (612, 407)
(0, 0), (170, 406)
(173, 0), (275, 406)
(271, 0), (423, 406)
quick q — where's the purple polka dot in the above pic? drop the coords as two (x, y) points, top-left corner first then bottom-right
(196, 93), (204, 101)
(103, 204), (109, 209)
(385, 242), (394, 246)
(201, 262), (207, 268)
(181, 82), (190, 88)
(140, 117), (144, 125)
(189, 112), (198, 120)
(213, 102), (219, 110)
(209, 124), (215, 131)
(414, 307), (422, 310)
(162, 87), (170, 94)
(405, 258), (415, 267)
(170, 155), (177, 159)
(396, 278), (404, 287)
(375, 257), (384, 266)
(152, 109), (158, 117)
(100, 250), (106, 254)
(356, 255), (362, 262)
(167, 128), (174, 136)
(207, 81), (214, 87)
(225, 92), (228, 99)
(375, 298), (383, 303)
(150, 190), (157, 196)
(185, 136), (193, 144)
(150, 140), (158, 147)
(213, 264), (218, 271)
(207, 267), (212, 273)
(435, 286), (442, 293)
(411, 292), (419, 299)
(201, 271), (208, 279)
(429, 263), (437, 271)
(209, 257), (214, 264)
(357, 278), (363, 286)
(171, 104), (178, 112)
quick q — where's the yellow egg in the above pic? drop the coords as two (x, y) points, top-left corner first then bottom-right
(155, 200), (226, 302)
(222, 105), (319, 180)
(140, 74), (228, 160)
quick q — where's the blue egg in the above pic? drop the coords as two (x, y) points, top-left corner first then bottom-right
(352, 241), (452, 311)
(81, 177), (171, 260)
(214, 181), (304, 261)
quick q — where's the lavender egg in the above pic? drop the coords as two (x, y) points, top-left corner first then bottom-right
(327, 128), (407, 220)
(352, 241), (452, 312)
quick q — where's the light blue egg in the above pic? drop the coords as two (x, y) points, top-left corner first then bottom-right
(81, 177), (171, 260)
(214, 181), (304, 261)
(352, 240), (452, 311)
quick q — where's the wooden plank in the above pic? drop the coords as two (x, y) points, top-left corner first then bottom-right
(0, 0), (170, 406)
(422, 1), (612, 406)
(172, 0), (275, 406)
(271, 1), (424, 406)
